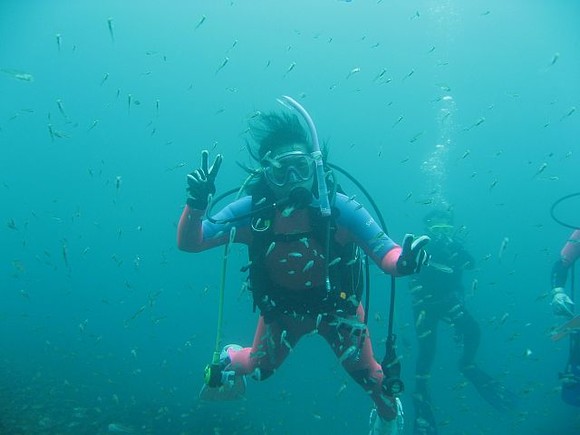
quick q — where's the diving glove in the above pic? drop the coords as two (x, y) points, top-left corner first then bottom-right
(551, 287), (574, 318)
(396, 234), (430, 275)
(186, 150), (223, 209)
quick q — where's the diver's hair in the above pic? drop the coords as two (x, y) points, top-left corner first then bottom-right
(243, 111), (332, 198)
(248, 111), (310, 160)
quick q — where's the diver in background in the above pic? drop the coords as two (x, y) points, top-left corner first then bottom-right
(177, 103), (430, 435)
(409, 209), (517, 435)
(550, 229), (580, 407)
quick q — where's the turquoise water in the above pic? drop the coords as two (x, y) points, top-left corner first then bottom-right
(1, 0), (579, 433)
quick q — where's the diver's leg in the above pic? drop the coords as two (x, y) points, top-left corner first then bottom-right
(454, 308), (518, 411)
(561, 332), (580, 407)
(318, 305), (401, 434)
(413, 306), (439, 435)
(450, 306), (480, 369)
(228, 313), (310, 380)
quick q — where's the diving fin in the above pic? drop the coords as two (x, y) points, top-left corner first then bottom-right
(462, 365), (518, 412)
(413, 392), (438, 435)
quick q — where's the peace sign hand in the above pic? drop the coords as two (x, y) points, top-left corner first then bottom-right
(186, 150), (223, 209)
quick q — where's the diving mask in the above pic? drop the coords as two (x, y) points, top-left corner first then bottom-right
(262, 151), (314, 187)
(428, 223), (454, 237)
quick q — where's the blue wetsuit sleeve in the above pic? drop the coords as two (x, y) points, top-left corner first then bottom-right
(333, 193), (397, 266)
(178, 196), (252, 251)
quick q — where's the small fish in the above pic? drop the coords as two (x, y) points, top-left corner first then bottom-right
(100, 72), (109, 86)
(215, 57), (229, 75)
(47, 124), (55, 142)
(288, 252), (303, 258)
(499, 312), (510, 325)
(346, 67), (361, 79)
(62, 240), (70, 269)
(127, 94), (132, 114)
(560, 106), (576, 121)
(461, 150), (470, 159)
(56, 33), (62, 52)
(474, 117), (486, 127)
(418, 330), (432, 339)
(463, 117), (486, 131)
(374, 68), (387, 82)
(229, 226), (237, 244)
(533, 162), (547, 178)
(498, 237), (509, 260)
(107, 17), (115, 42)
(416, 310), (426, 328)
(0, 68), (34, 82)
(299, 237), (309, 248)
(489, 179), (498, 191)
(338, 345), (358, 363)
(281, 205), (296, 217)
(227, 39), (238, 52)
(392, 116), (403, 127)
(284, 62), (296, 77)
(471, 279), (478, 293)
(316, 314), (323, 330)
(107, 423), (133, 433)
(549, 52), (560, 66)
(336, 381), (347, 397)
(302, 260), (314, 272)
(328, 257), (342, 267)
(409, 131), (424, 143)
(280, 330), (292, 350)
(56, 99), (67, 119)
(195, 15), (206, 30)
(403, 69), (415, 81)
(265, 242), (276, 256)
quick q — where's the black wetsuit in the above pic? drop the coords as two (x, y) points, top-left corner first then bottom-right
(409, 237), (478, 434)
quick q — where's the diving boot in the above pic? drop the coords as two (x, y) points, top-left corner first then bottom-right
(199, 344), (246, 401)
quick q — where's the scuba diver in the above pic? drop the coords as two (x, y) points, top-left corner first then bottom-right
(409, 209), (518, 435)
(177, 97), (430, 435)
(550, 229), (580, 407)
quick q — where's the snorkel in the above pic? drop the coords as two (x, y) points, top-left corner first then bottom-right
(277, 95), (332, 218)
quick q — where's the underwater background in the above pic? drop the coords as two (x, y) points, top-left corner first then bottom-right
(1, 0), (579, 433)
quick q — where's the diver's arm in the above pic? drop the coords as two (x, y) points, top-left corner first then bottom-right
(551, 230), (580, 288)
(549, 230), (580, 317)
(177, 196), (252, 252)
(552, 258), (570, 289)
(333, 193), (402, 275)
